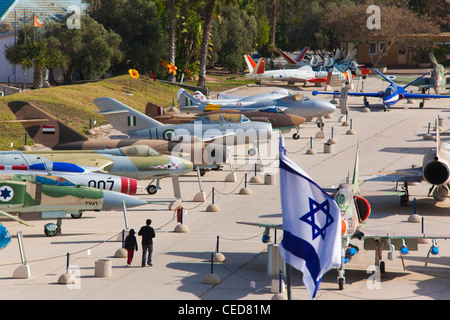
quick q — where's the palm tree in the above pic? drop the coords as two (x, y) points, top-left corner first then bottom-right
(5, 25), (65, 89)
(167, 0), (176, 82)
(196, 0), (216, 88)
(196, 0), (237, 88)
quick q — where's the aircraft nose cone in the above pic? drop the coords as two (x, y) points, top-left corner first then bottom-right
(181, 158), (194, 174)
(169, 156), (194, 175)
(289, 114), (306, 126)
(318, 100), (336, 115)
(102, 190), (147, 210)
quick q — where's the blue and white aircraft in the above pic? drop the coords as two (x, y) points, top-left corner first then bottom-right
(312, 69), (450, 111)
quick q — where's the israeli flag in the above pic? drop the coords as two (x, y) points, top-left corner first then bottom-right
(278, 137), (341, 299)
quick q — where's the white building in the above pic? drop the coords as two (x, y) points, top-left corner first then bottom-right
(0, 0), (89, 86)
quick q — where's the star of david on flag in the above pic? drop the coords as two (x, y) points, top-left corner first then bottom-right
(278, 137), (341, 299)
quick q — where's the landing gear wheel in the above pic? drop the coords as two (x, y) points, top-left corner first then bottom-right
(338, 277), (344, 290)
(379, 261), (386, 277)
(400, 194), (408, 207)
(146, 185), (158, 195)
(292, 133), (300, 140)
(71, 212), (83, 219)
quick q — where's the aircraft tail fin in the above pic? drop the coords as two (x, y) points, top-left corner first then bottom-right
(277, 48), (297, 65)
(145, 102), (165, 117)
(404, 70), (433, 90)
(294, 46), (309, 63)
(244, 55), (256, 73)
(177, 88), (202, 109)
(373, 68), (396, 85)
(252, 58), (266, 75)
(6, 101), (88, 149)
(94, 97), (163, 133)
(352, 142), (360, 195)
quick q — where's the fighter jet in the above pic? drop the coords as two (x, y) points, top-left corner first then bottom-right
(244, 55), (350, 86)
(238, 143), (450, 291)
(0, 145), (193, 195)
(93, 97), (273, 147)
(177, 88), (336, 126)
(361, 117), (450, 206)
(0, 178), (147, 236)
(0, 162), (139, 195)
(313, 69), (450, 111)
(6, 101), (226, 167)
(146, 100), (306, 140)
(377, 53), (449, 95)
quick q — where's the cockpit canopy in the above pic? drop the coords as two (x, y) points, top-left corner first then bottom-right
(198, 113), (250, 124)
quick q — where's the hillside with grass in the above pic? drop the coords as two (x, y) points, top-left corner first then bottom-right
(0, 72), (252, 150)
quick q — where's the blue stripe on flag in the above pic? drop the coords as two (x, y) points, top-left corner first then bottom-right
(281, 230), (321, 285)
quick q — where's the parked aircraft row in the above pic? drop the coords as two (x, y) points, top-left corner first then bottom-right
(277, 46), (371, 78)
(0, 87), (339, 240)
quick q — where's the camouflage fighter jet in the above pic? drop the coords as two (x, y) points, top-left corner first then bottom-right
(0, 145), (193, 195)
(146, 102), (306, 139)
(0, 178), (147, 236)
(6, 101), (226, 168)
(93, 97), (273, 147)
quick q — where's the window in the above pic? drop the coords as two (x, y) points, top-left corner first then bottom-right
(369, 42), (377, 55)
(378, 42), (387, 55)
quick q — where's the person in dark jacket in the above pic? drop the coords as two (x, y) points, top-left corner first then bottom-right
(124, 229), (138, 266)
(138, 219), (156, 267)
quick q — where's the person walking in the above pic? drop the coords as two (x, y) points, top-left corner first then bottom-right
(124, 229), (138, 266)
(138, 219), (155, 267)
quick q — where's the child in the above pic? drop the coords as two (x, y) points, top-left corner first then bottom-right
(124, 229), (138, 266)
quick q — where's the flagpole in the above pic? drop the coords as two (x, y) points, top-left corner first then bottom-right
(286, 263), (292, 300)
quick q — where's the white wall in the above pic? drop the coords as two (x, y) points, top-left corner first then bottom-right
(0, 32), (34, 85)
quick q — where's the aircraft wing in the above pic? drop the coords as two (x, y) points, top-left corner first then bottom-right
(217, 94), (246, 100)
(361, 229), (450, 253)
(360, 167), (423, 183)
(312, 90), (383, 98)
(236, 221), (283, 229)
(362, 229), (450, 240)
(404, 92), (450, 99)
(70, 159), (114, 173)
(202, 132), (235, 143)
(0, 210), (34, 227)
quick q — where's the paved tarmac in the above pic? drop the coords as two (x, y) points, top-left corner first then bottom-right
(1, 73), (450, 303)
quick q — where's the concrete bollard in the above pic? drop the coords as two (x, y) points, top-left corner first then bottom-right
(315, 131), (325, 139)
(264, 173), (276, 185)
(114, 248), (127, 258)
(174, 224), (190, 233)
(12, 264), (31, 279)
(239, 187), (252, 195)
(225, 172), (236, 182)
(58, 273), (76, 285)
(202, 273), (221, 284)
(193, 191), (206, 202)
(324, 143), (334, 154)
(95, 259), (112, 277)
(249, 175), (263, 183)
(206, 204), (220, 212)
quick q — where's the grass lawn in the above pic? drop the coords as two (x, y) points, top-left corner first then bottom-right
(0, 71), (254, 150)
